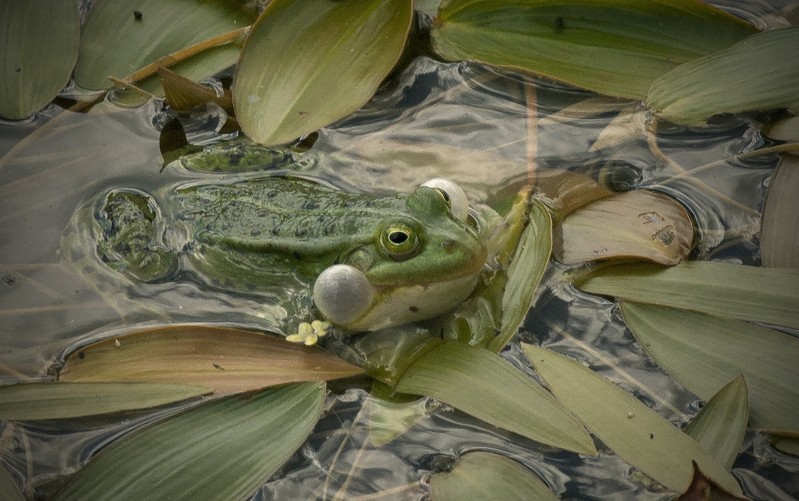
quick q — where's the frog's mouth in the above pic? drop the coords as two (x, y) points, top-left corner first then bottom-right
(312, 263), (482, 332)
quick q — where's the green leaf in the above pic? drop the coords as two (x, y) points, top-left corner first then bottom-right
(761, 156), (799, 268)
(521, 343), (742, 495)
(74, 0), (255, 91)
(554, 190), (693, 265)
(573, 261), (799, 330)
(59, 325), (362, 394)
(394, 341), (597, 455)
(684, 375), (748, 469)
(54, 382), (325, 500)
(621, 302), (799, 432)
(0, 382), (208, 421)
(431, 0), (755, 100)
(488, 197), (552, 351)
(430, 451), (559, 501)
(233, 0), (412, 145)
(0, 0), (79, 119)
(647, 27), (799, 125)
(0, 463), (25, 501)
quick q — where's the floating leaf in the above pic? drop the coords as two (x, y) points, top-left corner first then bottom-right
(574, 261), (799, 330)
(761, 156), (799, 268)
(684, 375), (748, 469)
(430, 451), (559, 501)
(554, 190), (693, 265)
(59, 325), (362, 394)
(233, 0), (412, 145)
(74, 0), (255, 91)
(0, 382), (208, 421)
(0, 0), (79, 119)
(489, 197), (552, 351)
(621, 302), (799, 432)
(431, 0), (755, 100)
(648, 27), (799, 125)
(0, 463), (25, 501)
(522, 343), (742, 495)
(394, 341), (597, 455)
(54, 382), (325, 500)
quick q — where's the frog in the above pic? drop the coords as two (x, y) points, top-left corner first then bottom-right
(71, 174), (488, 344)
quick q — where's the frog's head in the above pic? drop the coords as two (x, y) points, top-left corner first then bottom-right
(313, 179), (487, 332)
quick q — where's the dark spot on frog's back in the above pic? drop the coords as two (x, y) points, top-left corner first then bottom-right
(442, 240), (457, 252)
(409, 306), (419, 313)
(133, 10), (143, 21)
(250, 229), (262, 237)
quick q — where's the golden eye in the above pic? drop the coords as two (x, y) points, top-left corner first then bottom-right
(380, 224), (419, 259)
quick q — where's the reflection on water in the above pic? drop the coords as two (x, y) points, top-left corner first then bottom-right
(0, 48), (795, 499)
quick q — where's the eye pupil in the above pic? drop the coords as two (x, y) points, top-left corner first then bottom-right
(389, 231), (408, 244)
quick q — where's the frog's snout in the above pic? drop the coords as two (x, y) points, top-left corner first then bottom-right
(313, 264), (377, 328)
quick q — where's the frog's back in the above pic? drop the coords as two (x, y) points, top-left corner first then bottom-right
(173, 177), (406, 246)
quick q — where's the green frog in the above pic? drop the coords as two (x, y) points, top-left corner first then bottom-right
(71, 175), (488, 344)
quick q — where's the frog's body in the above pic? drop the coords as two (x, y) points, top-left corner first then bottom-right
(83, 175), (487, 335)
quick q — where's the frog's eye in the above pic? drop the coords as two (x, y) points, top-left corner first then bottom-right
(421, 178), (469, 222)
(380, 223), (420, 260)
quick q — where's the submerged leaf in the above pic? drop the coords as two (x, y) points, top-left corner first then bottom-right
(0, 465), (24, 501)
(621, 302), (799, 432)
(431, 0), (755, 99)
(554, 190), (693, 265)
(684, 375), (748, 469)
(0, 382), (208, 421)
(234, 0), (412, 145)
(394, 341), (597, 454)
(676, 462), (750, 501)
(574, 261), (799, 330)
(74, 0), (255, 91)
(522, 343), (742, 495)
(771, 436), (799, 456)
(430, 451), (559, 501)
(59, 325), (362, 394)
(761, 156), (799, 268)
(0, 0), (80, 119)
(54, 382), (325, 500)
(648, 27), (799, 125)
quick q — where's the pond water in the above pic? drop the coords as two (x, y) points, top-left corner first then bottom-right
(1, 1), (798, 499)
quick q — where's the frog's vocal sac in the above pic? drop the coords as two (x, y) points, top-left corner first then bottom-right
(84, 177), (487, 332)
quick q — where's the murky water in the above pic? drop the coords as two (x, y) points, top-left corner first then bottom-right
(2, 1), (798, 499)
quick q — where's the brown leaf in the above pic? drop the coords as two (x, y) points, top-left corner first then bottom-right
(554, 190), (693, 265)
(59, 324), (362, 394)
(159, 66), (233, 113)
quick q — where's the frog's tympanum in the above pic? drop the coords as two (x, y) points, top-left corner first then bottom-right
(77, 176), (487, 343)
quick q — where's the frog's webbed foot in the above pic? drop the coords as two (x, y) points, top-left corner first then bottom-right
(286, 320), (332, 346)
(94, 189), (178, 283)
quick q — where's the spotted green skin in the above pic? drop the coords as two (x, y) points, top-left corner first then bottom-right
(92, 176), (487, 328)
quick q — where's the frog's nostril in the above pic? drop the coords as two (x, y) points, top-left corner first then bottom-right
(442, 240), (457, 251)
